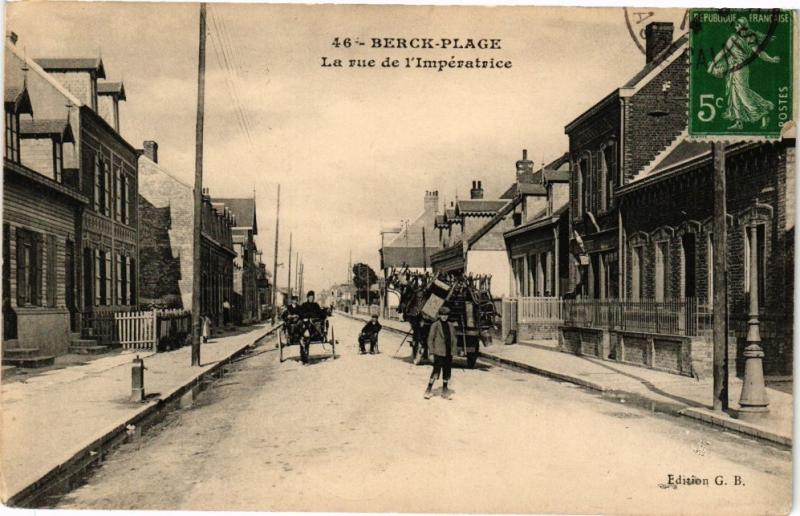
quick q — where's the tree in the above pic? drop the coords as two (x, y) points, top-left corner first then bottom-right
(352, 263), (378, 303)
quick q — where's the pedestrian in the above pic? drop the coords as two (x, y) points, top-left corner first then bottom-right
(222, 298), (231, 326)
(201, 315), (211, 343)
(424, 306), (458, 400)
(359, 314), (382, 354)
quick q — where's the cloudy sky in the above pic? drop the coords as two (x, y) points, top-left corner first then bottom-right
(6, 2), (685, 292)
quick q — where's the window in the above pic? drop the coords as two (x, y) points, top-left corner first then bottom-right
(16, 229), (41, 306)
(53, 142), (63, 183)
(654, 241), (668, 302)
(744, 224), (766, 306)
(93, 156), (102, 212)
(104, 161), (112, 217)
(94, 249), (112, 306)
(681, 234), (697, 299)
(114, 167), (122, 222)
(631, 246), (644, 301)
(598, 149), (608, 212)
(127, 256), (135, 305)
(580, 156), (591, 215)
(115, 254), (123, 305)
(545, 251), (553, 296)
(120, 174), (128, 224)
(5, 110), (19, 162)
(603, 144), (615, 210)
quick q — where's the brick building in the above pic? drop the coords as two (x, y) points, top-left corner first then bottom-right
(3, 40), (138, 357)
(213, 197), (261, 324)
(137, 143), (236, 326)
(561, 21), (795, 378)
(618, 139), (795, 376)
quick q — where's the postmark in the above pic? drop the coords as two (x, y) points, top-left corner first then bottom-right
(688, 8), (794, 138)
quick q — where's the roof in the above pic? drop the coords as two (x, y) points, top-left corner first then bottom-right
(504, 203), (569, 239)
(4, 158), (88, 205)
(4, 85), (32, 115)
(516, 182), (548, 196)
(213, 197), (257, 234)
(382, 246), (437, 268)
(565, 33), (688, 133)
(501, 152), (570, 198)
(454, 199), (508, 216)
(20, 118), (75, 143)
(543, 168), (571, 183)
(35, 57), (106, 78)
(97, 81), (126, 100)
(621, 33), (689, 89)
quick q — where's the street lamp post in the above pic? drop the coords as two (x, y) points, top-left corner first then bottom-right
(738, 223), (769, 418)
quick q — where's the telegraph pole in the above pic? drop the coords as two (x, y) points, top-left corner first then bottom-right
(712, 142), (728, 411)
(299, 261), (304, 297)
(295, 252), (299, 294)
(287, 232), (292, 301)
(271, 184), (280, 325)
(190, 2), (207, 367)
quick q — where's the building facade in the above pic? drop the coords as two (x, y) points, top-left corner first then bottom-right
(137, 144), (236, 326)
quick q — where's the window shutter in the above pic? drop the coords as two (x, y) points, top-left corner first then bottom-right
(16, 230), (25, 306)
(105, 252), (112, 305)
(47, 235), (57, 307)
(129, 258), (136, 305)
(34, 234), (43, 306)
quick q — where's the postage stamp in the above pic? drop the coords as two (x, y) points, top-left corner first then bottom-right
(688, 8), (794, 138)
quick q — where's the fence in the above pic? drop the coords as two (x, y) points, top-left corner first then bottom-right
(562, 298), (712, 337)
(354, 304), (381, 317)
(83, 308), (191, 351)
(517, 297), (563, 323)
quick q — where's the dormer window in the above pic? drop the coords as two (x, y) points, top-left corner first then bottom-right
(5, 109), (20, 162)
(53, 140), (63, 182)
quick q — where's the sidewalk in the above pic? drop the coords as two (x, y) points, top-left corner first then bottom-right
(341, 312), (791, 447)
(1, 323), (276, 506)
(481, 342), (792, 447)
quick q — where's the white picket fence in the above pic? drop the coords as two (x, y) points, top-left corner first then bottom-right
(114, 308), (190, 351)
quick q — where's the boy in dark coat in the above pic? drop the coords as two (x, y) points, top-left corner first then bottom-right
(359, 314), (382, 354)
(424, 306), (458, 400)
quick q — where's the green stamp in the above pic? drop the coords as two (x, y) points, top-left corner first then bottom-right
(689, 9), (793, 138)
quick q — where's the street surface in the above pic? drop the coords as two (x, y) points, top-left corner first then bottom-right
(56, 315), (791, 514)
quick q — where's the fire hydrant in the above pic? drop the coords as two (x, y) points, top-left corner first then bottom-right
(131, 355), (145, 402)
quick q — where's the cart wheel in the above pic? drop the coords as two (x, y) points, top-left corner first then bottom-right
(467, 352), (478, 369)
(331, 328), (336, 359)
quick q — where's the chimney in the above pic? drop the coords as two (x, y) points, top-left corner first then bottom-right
(143, 140), (158, 163)
(424, 189), (439, 214)
(516, 149), (534, 180)
(645, 22), (674, 63)
(470, 180), (484, 200)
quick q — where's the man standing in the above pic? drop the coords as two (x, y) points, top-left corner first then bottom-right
(359, 314), (382, 354)
(424, 306), (458, 400)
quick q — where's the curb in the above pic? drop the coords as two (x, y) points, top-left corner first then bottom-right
(479, 351), (607, 392)
(478, 351), (791, 448)
(5, 324), (282, 508)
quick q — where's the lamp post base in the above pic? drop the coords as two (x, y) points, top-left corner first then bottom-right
(737, 343), (769, 420)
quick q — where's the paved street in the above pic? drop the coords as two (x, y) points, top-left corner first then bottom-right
(55, 315), (791, 514)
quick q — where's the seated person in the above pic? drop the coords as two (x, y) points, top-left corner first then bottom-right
(359, 314), (382, 354)
(281, 296), (302, 323)
(299, 290), (328, 338)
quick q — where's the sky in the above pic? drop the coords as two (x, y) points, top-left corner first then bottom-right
(5, 3), (686, 293)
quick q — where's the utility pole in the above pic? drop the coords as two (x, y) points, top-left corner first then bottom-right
(190, 2), (207, 367)
(422, 226), (428, 272)
(271, 184), (280, 325)
(712, 142), (728, 411)
(295, 252), (299, 294)
(299, 261), (304, 297)
(287, 232), (292, 301)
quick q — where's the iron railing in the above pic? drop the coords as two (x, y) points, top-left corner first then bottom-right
(563, 298), (712, 337)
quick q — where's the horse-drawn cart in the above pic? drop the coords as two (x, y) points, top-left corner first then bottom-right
(279, 315), (336, 364)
